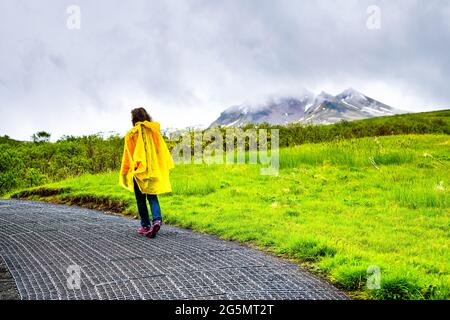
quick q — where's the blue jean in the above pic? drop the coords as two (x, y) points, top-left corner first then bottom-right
(133, 178), (162, 227)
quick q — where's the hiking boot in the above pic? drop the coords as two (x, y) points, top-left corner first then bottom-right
(138, 226), (150, 234)
(145, 220), (162, 238)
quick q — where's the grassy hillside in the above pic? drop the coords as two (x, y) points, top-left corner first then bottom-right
(1, 110), (448, 195)
(0, 134), (123, 194)
(7, 134), (450, 299)
(262, 109), (450, 147)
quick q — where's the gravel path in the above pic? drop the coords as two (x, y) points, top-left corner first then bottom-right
(0, 199), (348, 300)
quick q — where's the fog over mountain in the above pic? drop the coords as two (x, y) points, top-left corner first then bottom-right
(209, 88), (407, 127)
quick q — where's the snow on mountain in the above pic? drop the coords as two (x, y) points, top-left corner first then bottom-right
(298, 88), (406, 124)
(209, 88), (408, 127)
(208, 92), (315, 128)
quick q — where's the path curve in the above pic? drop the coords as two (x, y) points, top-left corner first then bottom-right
(0, 199), (348, 300)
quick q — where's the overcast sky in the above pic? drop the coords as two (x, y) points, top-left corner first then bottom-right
(1, 0), (449, 141)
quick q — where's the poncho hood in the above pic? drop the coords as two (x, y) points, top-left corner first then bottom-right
(139, 120), (160, 131)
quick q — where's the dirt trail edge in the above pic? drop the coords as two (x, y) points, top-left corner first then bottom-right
(0, 199), (348, 300)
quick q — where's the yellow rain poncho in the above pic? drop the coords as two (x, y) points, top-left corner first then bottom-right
(119, 121), (174, 194)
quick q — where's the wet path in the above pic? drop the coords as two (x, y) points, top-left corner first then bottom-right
(0, 199), (347, 300)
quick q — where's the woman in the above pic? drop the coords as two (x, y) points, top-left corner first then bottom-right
(120, 107), (174, 238)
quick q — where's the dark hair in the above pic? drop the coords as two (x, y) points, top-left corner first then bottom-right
(131, 107), (152, 126)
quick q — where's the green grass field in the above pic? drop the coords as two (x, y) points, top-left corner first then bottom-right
(7, 134), (450, 299)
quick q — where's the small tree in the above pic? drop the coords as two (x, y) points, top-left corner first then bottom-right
(32, 131), (51, 143)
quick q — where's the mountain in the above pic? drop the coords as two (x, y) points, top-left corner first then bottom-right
(208, 91), (315, 128)
(299, 88), (406, 124)
(209, 88), (407, 128)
